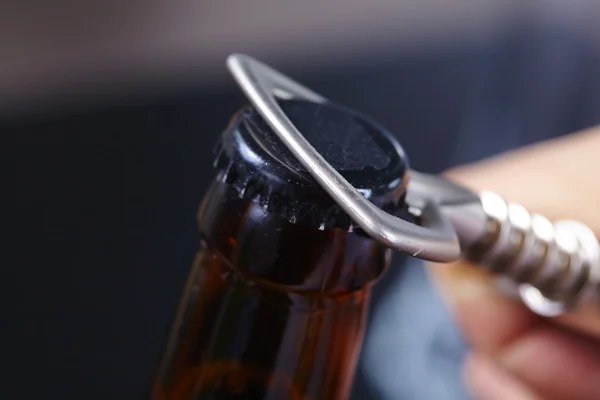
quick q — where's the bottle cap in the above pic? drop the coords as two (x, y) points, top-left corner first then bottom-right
(213, 98), (409, 230)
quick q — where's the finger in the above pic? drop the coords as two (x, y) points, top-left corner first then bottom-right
(428, 260), (540, 352)
(554, 305), (600, 339)
(463, 353), (544, 400)
(464, 324), (600, 400)
(493, 324), (600, 400)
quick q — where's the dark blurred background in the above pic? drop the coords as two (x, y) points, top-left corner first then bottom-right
(4, 1), (600, 399)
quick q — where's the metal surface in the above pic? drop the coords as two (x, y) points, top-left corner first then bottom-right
(226, 53), (600, 316)
(461, 195), (600, 316)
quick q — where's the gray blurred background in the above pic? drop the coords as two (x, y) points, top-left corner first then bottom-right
(4, 1), (600, 399)
(4, 0), (599, 115)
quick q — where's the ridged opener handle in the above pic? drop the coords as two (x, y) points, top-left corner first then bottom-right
(463, 191), (600, 316)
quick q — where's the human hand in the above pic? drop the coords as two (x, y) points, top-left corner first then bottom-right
(428, 127), (600, 400)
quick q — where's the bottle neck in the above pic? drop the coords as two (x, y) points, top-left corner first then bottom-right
(197, 178), (391, 294)
(150, 177), (393, 400)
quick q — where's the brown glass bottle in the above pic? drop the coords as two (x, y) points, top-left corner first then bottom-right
(149, 99), (409, 400)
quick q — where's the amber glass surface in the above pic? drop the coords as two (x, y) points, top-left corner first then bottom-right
(149, 179), (390, 400)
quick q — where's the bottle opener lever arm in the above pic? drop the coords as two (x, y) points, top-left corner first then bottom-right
(226, 53), (600, 317)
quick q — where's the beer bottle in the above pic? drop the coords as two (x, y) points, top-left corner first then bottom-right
(149, 98), (409, 400)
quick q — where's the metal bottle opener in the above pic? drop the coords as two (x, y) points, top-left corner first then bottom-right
(226, 53), (600, 317)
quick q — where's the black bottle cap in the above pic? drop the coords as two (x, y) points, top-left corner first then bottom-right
(213, 98), (409, 230)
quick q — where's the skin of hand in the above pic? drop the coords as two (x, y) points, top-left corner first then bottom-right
(427, 126), (600, 400)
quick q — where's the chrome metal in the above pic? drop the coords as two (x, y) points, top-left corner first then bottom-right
(406, 172), (488, 249)
(457, 193), (600, 316)
(225, 53), (600, 316)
